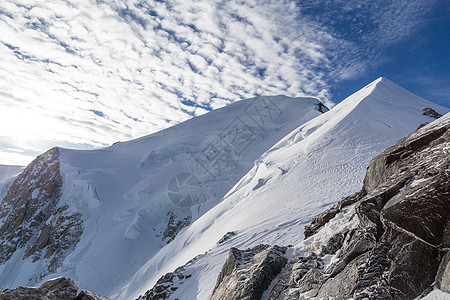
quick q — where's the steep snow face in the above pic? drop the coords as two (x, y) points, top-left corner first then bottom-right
(0, 95), (323, 295)
(117, 78), (449, 300)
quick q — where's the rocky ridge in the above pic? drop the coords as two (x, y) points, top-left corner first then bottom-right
(209, 112), (450, 299)
(210, 245), (287, 300)
(0, 148), (83, 284)
(0, 277), (109, 300)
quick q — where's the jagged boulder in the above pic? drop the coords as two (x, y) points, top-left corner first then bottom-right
(0, 277), (108, 300)
(161, 211), (191, 243)
(136, 264), (193, 300)
(210, 245), (287, 300)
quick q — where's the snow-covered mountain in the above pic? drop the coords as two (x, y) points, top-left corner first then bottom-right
(0, 77), (448, 300)
(0, 95), (326, 295)
(115, 77), (449, 300)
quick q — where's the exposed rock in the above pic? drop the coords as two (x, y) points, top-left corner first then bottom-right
(162, 211), (191, 243)
(320, 232), (345, 255)
(210, 245), (287, 300)
(423, 107), (443, 119)
(0, 277), (109, 300)
(269, 112), (450, 299)
(317, 252), (368, 300)
(217, 231), (237, 245)
(304, 190), (365, 238)
(326, 230), (376, 277)
(315, 102), (329, 113)
(0, 148), (83, 282)
(136, 255), (198, 300)
(74, 290), (111, 300)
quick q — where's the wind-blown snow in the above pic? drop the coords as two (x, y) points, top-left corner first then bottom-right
(116, 77), (449, 300)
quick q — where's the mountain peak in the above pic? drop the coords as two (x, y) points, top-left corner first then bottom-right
(336, 76), (446, 117)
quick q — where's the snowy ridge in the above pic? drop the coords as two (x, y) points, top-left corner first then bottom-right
(116, 77), (449, 300)
(0, 95), (325, 295)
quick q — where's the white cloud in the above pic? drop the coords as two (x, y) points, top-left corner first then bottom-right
(0, 0), (437, 165)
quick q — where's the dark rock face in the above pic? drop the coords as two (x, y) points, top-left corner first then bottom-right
(423, 107), (443, 119)
(162, 211), (191, 243)
(74, 289), (111, 300)
(136, 264), (193, 300)
(210, 245), (287, 300)
(0, 277), (109, 300)
(217, 231), (237, 245)
(268, 252), (326, 299)
(315, 102), (329, 114)
(0, 148), (83, 282)
(270, 112), (450, 299)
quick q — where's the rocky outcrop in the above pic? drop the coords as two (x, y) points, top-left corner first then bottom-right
(304, 190), (365, 238)
(423, 107), (442, 119)
(0, 148), (83, 282)
(136, 254), (201, 300)
(270, 112), (450, 299)
(0, 277), (109, 300)
(161, 212), (191, 243)
(210, 245), (287, 300)
(217, 231), (237, 245)
(136, 265), (192, 300)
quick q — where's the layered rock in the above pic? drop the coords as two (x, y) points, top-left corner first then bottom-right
(0, 277), (108, 300)
(210, 245), (287, 300)
(0, 148), (83, 283)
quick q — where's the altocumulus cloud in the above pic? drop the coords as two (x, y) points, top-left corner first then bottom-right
(0, 0), (437, 165)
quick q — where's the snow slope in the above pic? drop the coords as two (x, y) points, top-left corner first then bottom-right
(116, 77), (449, 300)
(0, 95), (325, 294)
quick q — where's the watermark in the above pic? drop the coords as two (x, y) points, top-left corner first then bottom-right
(167, 96), (282, 207)
(167, 173), (202, 208)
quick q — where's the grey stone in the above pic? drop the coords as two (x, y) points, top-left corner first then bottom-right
(210, 245), (287, 300)
(0, 277), (109, 300)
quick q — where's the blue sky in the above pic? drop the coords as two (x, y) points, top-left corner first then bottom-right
(328, 0), (450, 108)
(0, 0), (449, 165)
